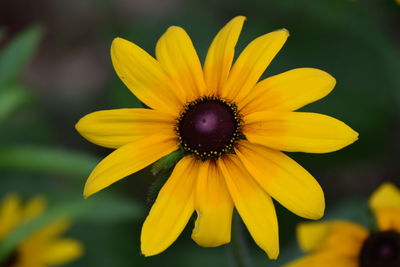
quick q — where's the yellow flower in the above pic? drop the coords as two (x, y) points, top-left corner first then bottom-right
(0, 194), (83, 267)
(76, 16), (358, 258)
(286, 183), (400, 267)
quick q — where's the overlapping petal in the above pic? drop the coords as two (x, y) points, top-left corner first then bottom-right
(218, 155), (279, 259)
(0, 194), (21, 239)
(297, 221), (368, 256)
(83, 134), (178, 198)
(240, 68), (336, 115)
(220, 29), (289, 103)
(203, 16), (245, 95)
(285, 251), (358, 267)
(42, 239), (83, 265)
(244, 111), (358, 153)
(23, 196), (46, 221)
(235, 141), (324, 219)
(75, 108), (175, 149)
(111, 37), (183, 116)
(192, 160), (234, 247)
(369, 183), (400, 231)
(141, 156), (200, 256)
(156, 26), (206, 102)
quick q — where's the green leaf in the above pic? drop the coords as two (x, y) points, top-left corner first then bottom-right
(146, 170), (172, 205)
(0, 85), (32, 123)
(151, 149), (184, 176)
(0, 25), (43, 88)
(0, 145), (100, 178)
(78, 193), (144, 223)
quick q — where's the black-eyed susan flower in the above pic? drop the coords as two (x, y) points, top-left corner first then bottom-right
(0, 194), (83, 267)
(76, 16), (358, 258)
(286, 183), (400, 267)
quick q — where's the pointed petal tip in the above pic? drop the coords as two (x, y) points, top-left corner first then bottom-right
(308, 207), (325, 220)
(82, 187), (92, 200)
(191, 231), (231, 248)
(348, 128), (359, 144)
(112, 37), (124, 44)
(165, 25), (184, 34)
(297, 194), (325, 220)
(307, 193), (325, 220)
(232, 15), (247, 22)
(111, 37), (125, 50)
(140, 249), (152, 257)
(140, 241), (165, 257)
(74, 117), (88, 136)
(276, 28), (290, 37)
(266, 249), (280, 260)
(74, 121), (81, 133)
(370, 182), (400, 208)
(83, 178), (100, 199)
(317, 69), (336, 88)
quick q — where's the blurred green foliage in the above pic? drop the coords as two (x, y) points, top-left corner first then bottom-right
(0, 0), (399, 266)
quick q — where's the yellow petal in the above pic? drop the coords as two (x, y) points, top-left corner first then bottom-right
(42, 238), (83, 265)
(297, 221), (368, 256)
(203, 16), (246, 95)
(218, 155), (279, 259)
(0, 194), (21, 239)
(32, 219), (70, 240)
(284, 251), (358, 267)
(221, 29), (289, 103)
(244, 111), (358, 153)
(370, 182), (400, 209)
(156, 26), (206, 102)
(24, 196), (46, 222)
(297, 222), (332, 252)
(235, 141), (324, 220)
(240, 68), (336, 115)
(369, 183), (400, 231)
(75, 108), (175, 149)
(141, 156), (199, 256)
(111, 37), (183, 116)
(191, 160), (234, 247)
(84, 134), (178, 198)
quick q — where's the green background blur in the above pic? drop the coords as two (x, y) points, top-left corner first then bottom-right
(0, 0), (399, 266)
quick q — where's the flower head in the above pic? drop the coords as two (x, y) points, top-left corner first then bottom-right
(0, 194), (83, 267)
(286, 183), (400, 267)
(76, 16), (358, 258)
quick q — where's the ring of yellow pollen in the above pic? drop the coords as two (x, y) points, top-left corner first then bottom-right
(175, 95), (243, 161)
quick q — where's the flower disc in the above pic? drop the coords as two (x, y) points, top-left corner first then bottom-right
(359, 230), (400, 267)
(177, 96), (241, 160)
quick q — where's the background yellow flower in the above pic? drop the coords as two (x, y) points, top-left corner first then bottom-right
(0, 194), (83, 267)
(286, 183), (400, 267)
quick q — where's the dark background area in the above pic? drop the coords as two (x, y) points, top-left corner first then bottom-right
(0, 0), (399, 266)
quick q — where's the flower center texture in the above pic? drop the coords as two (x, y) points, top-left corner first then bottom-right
(176, 96), (242, 160)
(359, 230), (400, 267)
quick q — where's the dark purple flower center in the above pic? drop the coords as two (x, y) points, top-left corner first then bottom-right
(177, 96), (242, 160)
(0, 250), (18, 267)
(359, 230), (400, 267)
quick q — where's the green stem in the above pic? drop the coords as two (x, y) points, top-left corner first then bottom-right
(230, 212), (252, 267)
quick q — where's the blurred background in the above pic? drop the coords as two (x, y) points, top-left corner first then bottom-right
(0, 0), (399, 266)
